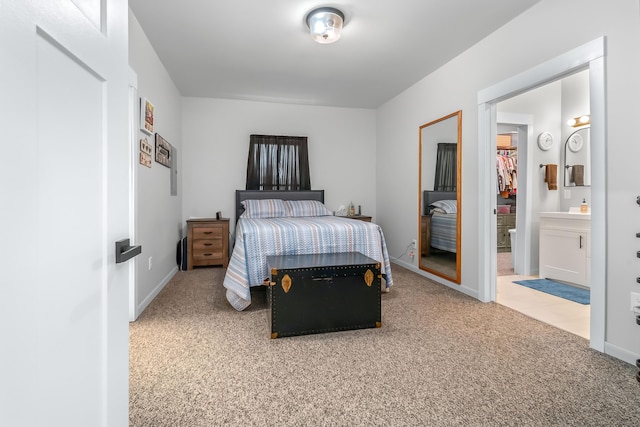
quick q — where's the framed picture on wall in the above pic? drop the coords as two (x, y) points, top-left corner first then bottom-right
(139, 137), (152, 168)
(155, 133), (172, 168)
(140, 97), (154, 135)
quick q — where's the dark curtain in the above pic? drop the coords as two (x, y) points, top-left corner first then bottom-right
(434, 143), (457, 191)
(246, 135), (311, 190)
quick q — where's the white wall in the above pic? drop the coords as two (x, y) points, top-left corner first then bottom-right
(499, 80), (563, 214)
(560, 70), (591, 210)
(377, 0), (640, 363)
(129, 11), (183, 318)
(180, 98), (376, 232)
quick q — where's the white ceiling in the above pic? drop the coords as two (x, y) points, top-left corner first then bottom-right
(129, 0), (541, 108)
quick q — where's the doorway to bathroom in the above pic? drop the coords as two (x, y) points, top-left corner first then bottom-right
(491, 70), (593, 340)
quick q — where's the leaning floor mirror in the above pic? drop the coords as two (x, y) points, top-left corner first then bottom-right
(418, 110), (462, 283)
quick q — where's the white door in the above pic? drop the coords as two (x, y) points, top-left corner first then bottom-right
(0, 1), (131, 426)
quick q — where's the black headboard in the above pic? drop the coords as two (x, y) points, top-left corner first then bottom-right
(423, 190), (456, 214)
(235, 190), (325, 222)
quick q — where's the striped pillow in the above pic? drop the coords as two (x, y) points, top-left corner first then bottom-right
(240, 199), (288, 218)
(429, 200), (457, 214)
(285, 200), (332, 217)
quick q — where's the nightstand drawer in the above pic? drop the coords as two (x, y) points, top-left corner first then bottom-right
(192, 240), (222, 251)
(192, 251), (223, 262)
(192, 226), (223, 240)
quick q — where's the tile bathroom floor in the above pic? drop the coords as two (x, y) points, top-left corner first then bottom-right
(497, 274), (590, 340)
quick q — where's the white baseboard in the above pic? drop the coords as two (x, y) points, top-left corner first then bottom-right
(131, 266), (178, 321)
(390, 258), (478, 299)
(604, 341), (638, 366)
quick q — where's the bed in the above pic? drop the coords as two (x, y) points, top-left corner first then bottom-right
(423, 191), (457, 254)
(223, 190), (394, 311)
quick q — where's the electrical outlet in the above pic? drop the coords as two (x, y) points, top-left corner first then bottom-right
(148, 256), (153, 271)
(411, 239), (417, 249)
(631, 292), (640, 311)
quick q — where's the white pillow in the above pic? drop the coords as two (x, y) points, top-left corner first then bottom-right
(429, 200), (457, 214)
(285, 200), (332, 217)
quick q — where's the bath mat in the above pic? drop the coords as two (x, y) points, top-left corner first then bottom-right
(512, 278), (590, 305)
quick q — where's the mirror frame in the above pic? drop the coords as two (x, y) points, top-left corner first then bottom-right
(418, 110), (462, 284)
(563, 126), (590, 187)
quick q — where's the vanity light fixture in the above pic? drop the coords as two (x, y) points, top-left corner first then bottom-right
(567, 114), (590, 127)
(305, 6), (345, 44)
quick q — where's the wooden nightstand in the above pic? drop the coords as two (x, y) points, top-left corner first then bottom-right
(186, 218), (229, 269)
(421, 215), (431, 256)
(345, 215), (372, 222)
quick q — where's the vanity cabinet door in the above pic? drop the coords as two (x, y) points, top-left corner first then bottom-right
(539, 228), (589, 287)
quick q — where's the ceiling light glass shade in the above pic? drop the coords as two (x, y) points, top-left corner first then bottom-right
(567, 114), (591, 127)
(306, 7), (344, 44)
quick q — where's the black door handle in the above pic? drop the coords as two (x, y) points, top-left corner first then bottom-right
(115, 238), (142, 263)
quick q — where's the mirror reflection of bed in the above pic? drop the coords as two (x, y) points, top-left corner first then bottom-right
(418, 111), (461, 283)
(420, 191), (457, 278)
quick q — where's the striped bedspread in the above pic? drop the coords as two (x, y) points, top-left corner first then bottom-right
(430, 212), (457, 253)
(223, 216), (394, 311)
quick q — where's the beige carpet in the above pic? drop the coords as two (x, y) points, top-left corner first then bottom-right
(130, 264), (640, 426)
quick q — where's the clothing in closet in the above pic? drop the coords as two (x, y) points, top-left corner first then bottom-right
(496, 149), (517, 196)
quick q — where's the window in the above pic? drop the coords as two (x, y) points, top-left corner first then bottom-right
(246, 135), (311, 190)
(434, 143), (457, 191)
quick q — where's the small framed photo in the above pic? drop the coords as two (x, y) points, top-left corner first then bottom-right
(139, 152), (152, 168)
(140, 137), (152, 155)
(140, 97), (154, 135)
(155, 133), (172, 168)
(139, 138), (152, 168)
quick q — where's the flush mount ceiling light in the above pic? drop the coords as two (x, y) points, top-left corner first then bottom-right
(305, 7), (345, 44)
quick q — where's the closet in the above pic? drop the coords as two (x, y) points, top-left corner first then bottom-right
(496, 135), (517, 252)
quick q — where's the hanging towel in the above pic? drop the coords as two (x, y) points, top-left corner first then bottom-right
(544, 164), (558, 190)
(572, 164), (584, 186)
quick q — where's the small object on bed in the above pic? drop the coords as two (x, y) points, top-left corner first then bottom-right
(266, 252), (381, 339)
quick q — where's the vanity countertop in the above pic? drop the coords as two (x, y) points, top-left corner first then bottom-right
(540, 211), (591, 220)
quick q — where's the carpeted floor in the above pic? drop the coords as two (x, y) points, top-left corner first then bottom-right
(129, 264), (640, 426)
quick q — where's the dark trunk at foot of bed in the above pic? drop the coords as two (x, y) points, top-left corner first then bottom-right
(266, 252), (381, 338)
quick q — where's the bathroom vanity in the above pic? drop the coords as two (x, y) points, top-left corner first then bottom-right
(539, 211), (591, 288)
